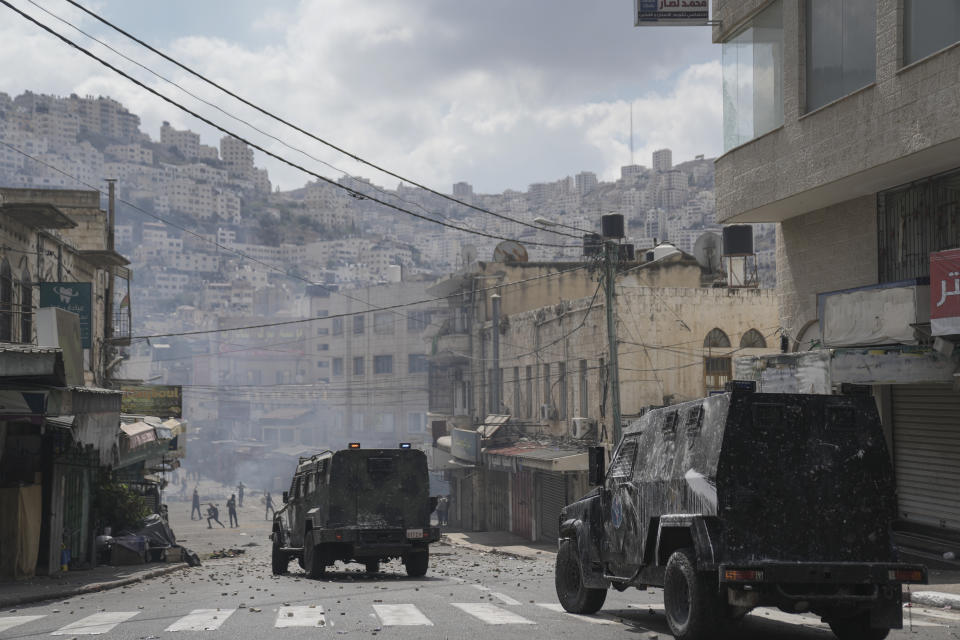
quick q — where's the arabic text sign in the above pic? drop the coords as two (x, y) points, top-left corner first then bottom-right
(121, 384), (183, 419)
(635, 0), (708, 25)
(39, 282), (92, 348)
(451, 428), (480, 464)
(931, 248), (960, 336)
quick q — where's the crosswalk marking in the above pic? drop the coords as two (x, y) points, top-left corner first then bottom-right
(0, 616), (45, 632)
(51, 611), (139, 635)
(451, 603), (536, 625)
(490, 592), (522, 606)
(274, 605), (327, 628)
(373, 604), (433, 626)
(165, 609), (236, 632)
(537, 603), (617, 624)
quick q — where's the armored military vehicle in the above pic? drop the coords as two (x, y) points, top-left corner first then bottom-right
(555, 385), (927, 640)
(271, 445), (440, 578)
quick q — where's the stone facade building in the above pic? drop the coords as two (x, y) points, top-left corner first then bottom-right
(712, 0), (960, 549)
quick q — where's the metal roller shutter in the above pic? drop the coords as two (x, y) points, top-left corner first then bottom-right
(893, 384), (960, 533)
(538, 472), (567, 542)
(487, 471), (510, 531)
(511, 471), (533, 540)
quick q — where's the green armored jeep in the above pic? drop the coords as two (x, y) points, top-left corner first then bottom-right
(271, 445), (440, 578)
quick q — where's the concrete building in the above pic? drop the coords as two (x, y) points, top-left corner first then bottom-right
(652, 148), (672, 172)
(712, 0), (960, 550)
(307, 279), (447, 450)
(160, 121), (200, 159)
(428, 251), (778, 539)
(574, 171), (598, 195)
(452, 181), (473, 199)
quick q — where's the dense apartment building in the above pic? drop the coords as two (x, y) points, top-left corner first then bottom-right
(712, 0), (960, 549)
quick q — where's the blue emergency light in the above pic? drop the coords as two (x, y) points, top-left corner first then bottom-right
(399, 442), (412, 449)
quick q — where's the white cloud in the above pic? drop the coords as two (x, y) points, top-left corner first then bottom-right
(0, 0), (721, 193)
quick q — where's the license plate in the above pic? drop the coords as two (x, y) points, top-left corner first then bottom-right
(406, 528), (423, 539)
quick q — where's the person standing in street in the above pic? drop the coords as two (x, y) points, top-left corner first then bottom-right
(437, 495), (448, 526)
(207, 503), (225, 528)
(237, 482), (245, 507)
(265, 492), (275, 520)
(191, 487), (201, 520)
(227, 494), (239, 528)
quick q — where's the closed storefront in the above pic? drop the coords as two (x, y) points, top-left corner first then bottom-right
(893, 384), (960, 535)
(486, 470), (510, 532)
(511, 470), (533, 540)
(537, 472), (567, 542)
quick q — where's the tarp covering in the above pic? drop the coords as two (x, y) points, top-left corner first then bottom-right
(133, 514), (177, 549)
(121, 421), (156, 449)
(162, 418), (184, 437)
(0, 485), (42, 580)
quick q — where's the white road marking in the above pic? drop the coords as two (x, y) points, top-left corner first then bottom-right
(490, 592), (522, 606)
(51, 611), (139, 635)
(165, 609), (236, 632)
(471, 584), (491, 592)
(0, 616), (45, 632)
(373, 604), (433, 626)
(274, 605), (327, 628)
(537, 603), (617, 624)
(451, 603), (536, 625)
(905, 606), (960, 623)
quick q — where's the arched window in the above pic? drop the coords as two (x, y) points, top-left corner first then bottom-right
(703, 328), (731, 348)
(739, 328), (767, 349)
(20, 269), (32, 344)
(0, 259), (12, 342)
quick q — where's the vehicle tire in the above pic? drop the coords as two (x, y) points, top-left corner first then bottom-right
(555, 539), (607, 614)
(403, 550), (429, 577)
(365, 560), (380, 574)
(828, 613), (890, 640)
(663, 548), (723, 640)
(303, 542), (325, 579)
(271, 538), (288, 575)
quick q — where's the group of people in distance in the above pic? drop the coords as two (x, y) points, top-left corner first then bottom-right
(190, 481), (277, 529)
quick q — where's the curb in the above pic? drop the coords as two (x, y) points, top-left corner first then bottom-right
(442, 534), (555, 560)
(906, 590), (960, 609)
(0, 563), (190, 609)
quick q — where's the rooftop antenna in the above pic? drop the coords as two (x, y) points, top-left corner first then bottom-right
(630, 103), (634, 165)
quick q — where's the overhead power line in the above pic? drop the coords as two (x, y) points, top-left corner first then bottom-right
(57, 0), (581, 239)
(1, 0), (574, 248)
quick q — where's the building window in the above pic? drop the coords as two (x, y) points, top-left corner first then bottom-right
(353, 356), (364, 376)
(904, 0), (960, 65)
(317, 360), (329, 368)
(557, 362), (567, 420)
(806, 0), (876, 112)
(317, 343), (329, 351)
(0, 259), (12, 342)
(542, 363), (551, 412)
(722, 0), (783, 150)
(353, 315), (365, 334)
(740, 328), (767, 349)
(878, 168), (960, 283)
(513, 366), (520, 417)
(332, 357), (343, 376)
(316, 327), (329, 336)
(579, 359), (589, 417)
(704, 328), (731, 348)
(374, 355), (393, 374)
(407, 310), (431, 333)
(704, 356), (732, 393)
(374, 312), (394, 334)
(332, 317), (343, 335)
(525, 365), (533, 419)
(408, 353), (428, 373)
(407, 412), (427, 433)
(19, 270), (31, 344)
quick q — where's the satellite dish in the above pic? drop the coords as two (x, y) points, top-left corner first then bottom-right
(693, 232), (722, 273)
(493, 240), (529, 264)
(461, 244), (478, 266)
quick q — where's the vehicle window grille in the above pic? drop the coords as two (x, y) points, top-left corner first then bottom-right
(609, 439), (638, 478)
(661, 411), (679, 441)
(685, 405), (705, 442)
(367, 457), (395, 476)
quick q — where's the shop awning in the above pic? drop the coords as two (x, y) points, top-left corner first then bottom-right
(485, 444), (588, 473)
(120, 421), (157, 449)
(162, 418), (184, 437)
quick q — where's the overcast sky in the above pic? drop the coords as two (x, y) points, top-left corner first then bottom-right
(0, 0), (720, 194)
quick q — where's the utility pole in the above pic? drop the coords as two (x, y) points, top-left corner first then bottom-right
(491, 294), (501, 413)
(603, 239), (623, 445)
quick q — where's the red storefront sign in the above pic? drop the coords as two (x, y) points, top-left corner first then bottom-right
(931, 248), (960, 336)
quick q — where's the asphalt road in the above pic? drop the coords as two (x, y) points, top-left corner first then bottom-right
(1, 493), (957, 639)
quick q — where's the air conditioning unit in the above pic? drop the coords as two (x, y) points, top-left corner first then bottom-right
(540, 404), (557, 421)
(570, 417), (596, 439)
